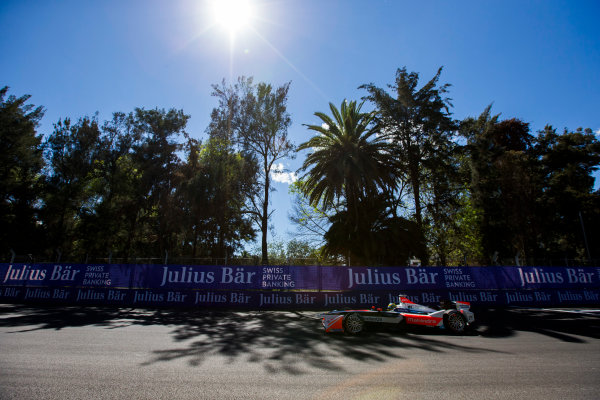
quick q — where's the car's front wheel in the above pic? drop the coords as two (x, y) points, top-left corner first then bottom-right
(343, 313), (364, 335)
(444, 310), (466, 334)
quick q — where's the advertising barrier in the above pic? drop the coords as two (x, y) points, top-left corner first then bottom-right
(1, 263), (599, 309)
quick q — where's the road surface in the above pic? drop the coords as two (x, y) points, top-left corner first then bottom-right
(1, 305), (599, 399)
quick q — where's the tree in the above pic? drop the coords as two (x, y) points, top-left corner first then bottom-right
(211, 77), (294, 264)
(461, 106), (600, 265)
(68, 108), (190, 260)
(0, 86), (45, 256)
(254, 237), (322, 265)
(322, 194), (422, 266)
(443, 190), (484, 265)
(239, 81), (294, 264)
(422, 136), (464, 266)
(288, 180), (332, 245)
(534, 126), (600, 262)
(78, 112), (140, 259)
(489, 119), (539, 262)
(286, 238), (321, 264)
(361, 67), (455, 264)
(461, 106), (544, 264)
(42, 115), (103, 259)
(178, 136), (256, 258)
(298, 100), (400, 265)
(125, 108), (189, 258)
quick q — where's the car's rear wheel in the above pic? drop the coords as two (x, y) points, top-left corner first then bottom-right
(444, 310), (466, 334)
(343, 313), (364, 335)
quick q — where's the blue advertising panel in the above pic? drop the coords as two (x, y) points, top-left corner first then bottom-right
(129, 264), (320, 290)
(320, 266), (600, 291)
(0, 263), (132, 288)
(1, 263), (599, 308)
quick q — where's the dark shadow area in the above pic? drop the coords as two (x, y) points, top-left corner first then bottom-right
(143, 310), (510, 373)
(0, 303), (598, 373)
(474, 307), (600, 342)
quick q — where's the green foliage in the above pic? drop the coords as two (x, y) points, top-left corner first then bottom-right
(460, 105), (600, 265)
(250, 237), (323, 265)
(534, 126), (600, 260)
(210, 77), (294, 264)
(178, 136), (256, 258)
(297, 100), (401, 265)
(288, 180), (332, 245)
(0, 86), (45, 255)
(286, 239), (320, 261)
(323, 195), (423, 266)
(441, 191), (484, 265)
(3, 73), (600, 266)
(421, 130), (464, 266)
(41, 115), (103, 258)
(298, 100), (398, 212)
(460, 109), (539, 263)
(361, 67), (456, 264)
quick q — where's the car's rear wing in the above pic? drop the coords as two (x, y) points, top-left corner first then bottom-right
(455, 301), (471, 310)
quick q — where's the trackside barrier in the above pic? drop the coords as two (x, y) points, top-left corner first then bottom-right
(0, 263), (599, 309)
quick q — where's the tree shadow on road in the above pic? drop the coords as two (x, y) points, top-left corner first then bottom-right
(0, 303), (597, 373)
(474, 307), (600, 343)
(137, 310), (507, 373)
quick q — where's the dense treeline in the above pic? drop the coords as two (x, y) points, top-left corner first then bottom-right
(295, 67), (600, 266)
(1, 80), (291, 264)
(2, 67), (599, 266)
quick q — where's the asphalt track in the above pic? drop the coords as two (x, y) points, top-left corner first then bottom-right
(0, 305), (599, 400)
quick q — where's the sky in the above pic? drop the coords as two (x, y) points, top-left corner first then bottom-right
(1, 0), (599, 250)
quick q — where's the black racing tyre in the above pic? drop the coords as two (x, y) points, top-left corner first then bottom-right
(343, 313), (364, 335)
(444, 310), (466, 334)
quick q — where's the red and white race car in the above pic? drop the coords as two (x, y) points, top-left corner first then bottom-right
(321, 295), (475, 334)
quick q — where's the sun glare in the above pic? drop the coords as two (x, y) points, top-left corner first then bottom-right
(212, 0), (254, 34)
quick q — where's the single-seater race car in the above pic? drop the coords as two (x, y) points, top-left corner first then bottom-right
(321, 295), (475, 335)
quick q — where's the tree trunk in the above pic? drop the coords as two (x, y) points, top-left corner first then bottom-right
(261, 175), (270, 265)
(125, 209), (138, 263)
(191, 224), (198, 257)
(408, 150), (428, 265)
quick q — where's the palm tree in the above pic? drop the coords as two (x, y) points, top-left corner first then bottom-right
(297, 100), (399, 263)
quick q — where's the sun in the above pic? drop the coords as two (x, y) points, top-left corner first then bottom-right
(212, 0), (254, 34)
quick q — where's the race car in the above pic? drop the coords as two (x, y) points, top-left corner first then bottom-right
(321, 295), (475, 334)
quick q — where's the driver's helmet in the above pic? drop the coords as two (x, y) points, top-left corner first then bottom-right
(387, 302), (397, 311)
